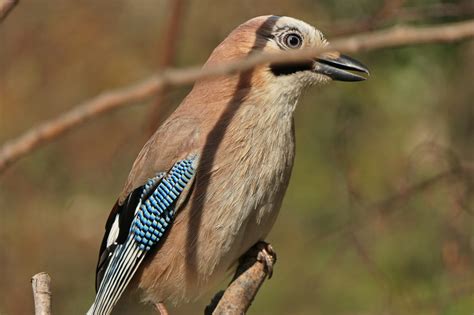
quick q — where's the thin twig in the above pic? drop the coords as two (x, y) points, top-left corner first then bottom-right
(0, 77), (161, 172)
(31, 272), (52, 315)
(1, 19), (474, 174)
(0, 0), (18, 23)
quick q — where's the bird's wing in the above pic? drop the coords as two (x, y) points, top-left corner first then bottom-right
(87, 156), (198, 315)
(119, 115), (202, 205)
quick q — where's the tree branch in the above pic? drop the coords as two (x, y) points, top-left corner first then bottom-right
(31, 272), (52, 315)
(0, 78), (162, 172)
(0, 0), (18, 23)
(1, 19), (474, 174)
(206, 242), (276, 315)
(29, 243), (273, 315)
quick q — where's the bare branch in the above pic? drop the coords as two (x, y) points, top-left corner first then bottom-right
(29, 243), (273, 315)
(1, 19), (474, 174)
(330, 19), (474, 50)
(0, 0), (18, 23)
(206, 242), (276, 315)
(0, 77), (162, 172)
(31, 272), (52, 315)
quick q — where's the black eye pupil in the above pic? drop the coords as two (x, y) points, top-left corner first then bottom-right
(285, 34), (301, 48)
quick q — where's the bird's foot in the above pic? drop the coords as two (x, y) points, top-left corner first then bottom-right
(255, 241), (277, 279)
(154, 302), (169, 315)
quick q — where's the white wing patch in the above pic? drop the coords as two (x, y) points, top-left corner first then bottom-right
(106, 215), (119, 248)
(87, 157), (197, 315)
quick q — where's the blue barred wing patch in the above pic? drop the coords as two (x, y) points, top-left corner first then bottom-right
(87, 156), (197, 315)
(133, 158), (195, 250)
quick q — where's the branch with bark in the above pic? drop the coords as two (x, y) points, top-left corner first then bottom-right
(31, 273), (52, 315)
(30, 242), (275, 315)
(1, 19), (474, 174)
(206, 242), (276, 315)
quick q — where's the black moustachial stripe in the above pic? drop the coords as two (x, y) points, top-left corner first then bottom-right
(270, 60), (313, 76)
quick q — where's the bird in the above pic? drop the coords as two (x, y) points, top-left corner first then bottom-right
(87, 15), (369, 315)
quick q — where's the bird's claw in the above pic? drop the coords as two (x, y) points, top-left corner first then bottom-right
(255, 241), (277, 279)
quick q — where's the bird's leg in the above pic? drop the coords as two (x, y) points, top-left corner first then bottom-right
(154, 302), (169, 315)
(255, 241), (277, 279)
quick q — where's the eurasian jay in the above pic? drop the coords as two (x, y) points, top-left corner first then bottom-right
(87, 15), (368, 315)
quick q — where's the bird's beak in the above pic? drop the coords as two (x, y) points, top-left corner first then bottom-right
(313, 53), (369, 82)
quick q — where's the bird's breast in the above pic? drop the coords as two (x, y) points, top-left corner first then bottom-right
(193, 100), (296, 272)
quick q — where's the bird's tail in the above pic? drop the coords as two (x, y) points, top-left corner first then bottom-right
(86, 238), (145, 315)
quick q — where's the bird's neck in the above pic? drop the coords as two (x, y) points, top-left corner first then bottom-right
(188, 72), (302, 117)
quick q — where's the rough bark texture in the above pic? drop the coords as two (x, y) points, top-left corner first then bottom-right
(206, 242), (276, 315)
(30, 243), (275, 315)
(31, 272), (52, 315)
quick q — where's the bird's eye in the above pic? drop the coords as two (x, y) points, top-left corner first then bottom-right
(283, 33), (302, 49)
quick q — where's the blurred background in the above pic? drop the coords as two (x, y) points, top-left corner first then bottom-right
(1, 0), (473, 314)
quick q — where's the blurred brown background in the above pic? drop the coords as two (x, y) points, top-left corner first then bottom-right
(1, 0), (473, 314)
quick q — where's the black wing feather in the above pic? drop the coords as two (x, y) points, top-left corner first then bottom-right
(95, 187), (143, 292)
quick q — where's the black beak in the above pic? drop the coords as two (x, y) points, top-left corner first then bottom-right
(314, 54), (369, 82)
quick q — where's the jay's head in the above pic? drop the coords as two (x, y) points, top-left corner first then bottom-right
(204, 15), (368, 99)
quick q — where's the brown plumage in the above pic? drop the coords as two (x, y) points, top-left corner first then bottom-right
(88, 15), (368, 314)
